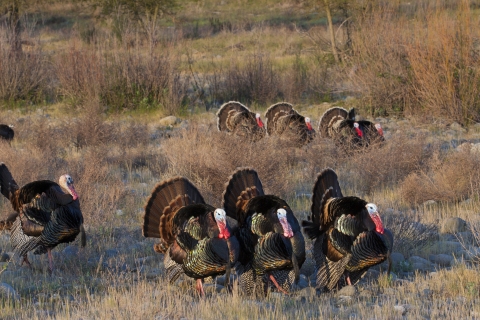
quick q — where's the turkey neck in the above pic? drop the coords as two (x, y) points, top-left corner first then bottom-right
(290, 232), (306, 266)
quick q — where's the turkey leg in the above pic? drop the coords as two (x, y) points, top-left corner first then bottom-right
(268, 273), (289, 295)
(21, 255), (31, 268)
(47, 248), (54, 272)
(345, 272), (352, 286)
(196, 279), (205, 297)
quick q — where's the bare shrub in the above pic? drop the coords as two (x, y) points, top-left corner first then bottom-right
(68, 148), (125, 225)
(338, 133), (431, 195)
(401, 147), (480, 205)
(349, 2), (480, 122)
(405, 2), (480, 123)
(383, 212), (438, 258)
(349, 7), (413, 116)
(0, 42), (49, 103)
(160, 123), (310, 205)
(213, 53), (281, 106)
(55, 45), (189, 114)
(55, 47), (103, 104)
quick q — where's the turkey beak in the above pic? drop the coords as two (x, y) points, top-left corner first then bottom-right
(68, 184), (79, 200)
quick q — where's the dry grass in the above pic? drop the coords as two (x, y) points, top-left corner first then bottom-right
(0, 107), (480, 319)
(1, 1), (480, 318)
(401, 147), (480, 205)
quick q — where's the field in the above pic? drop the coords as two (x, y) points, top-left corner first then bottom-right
(1, 0), (480, 319)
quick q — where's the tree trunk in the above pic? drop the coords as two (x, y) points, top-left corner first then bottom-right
(323, 0), (339, 63)
(7, 2), (22, 54)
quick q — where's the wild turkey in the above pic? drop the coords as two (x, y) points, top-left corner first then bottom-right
(318, 107), (384, 149)
(216, 101), (266, 142)
(0, 163), (85, 271)
(302, 168), (393, 292)
(143, 176), (239, 297)
(0, 124), (14, 145)
(222, 168), (305, 295)
(265, 102), (315, 146)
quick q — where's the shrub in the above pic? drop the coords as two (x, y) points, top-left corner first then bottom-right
(401, 147), (480, 205)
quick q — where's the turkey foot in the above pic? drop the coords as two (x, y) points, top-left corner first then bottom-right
(268, 273), (289, 295)
(196, 279), (205, 298)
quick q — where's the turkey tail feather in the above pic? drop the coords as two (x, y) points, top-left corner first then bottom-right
(0, 212), (18, 231)
(0, 163), (18, 201)
(143, 177), (205, 246)
(265, 102), (295, 135)
(222, 167), (264, 223)
(318, 107), (348, 138)
(303, 168), (343, 239)
(217, 101), (250, 132)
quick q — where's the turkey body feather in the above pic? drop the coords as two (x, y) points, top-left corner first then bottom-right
(143, 176), (239, 296)
(222, 167), (305, 295)
(302, 168), (393, 291)
(0, 163), (85, 271)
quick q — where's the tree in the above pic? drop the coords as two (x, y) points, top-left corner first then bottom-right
(322, 0), (340, 63)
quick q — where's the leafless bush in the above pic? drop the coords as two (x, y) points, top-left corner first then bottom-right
(349, 2), (480, 122)
(55, 45), (189, 114)
(405, 2), (480, 123)
(160, 123), (309, 205)
(338, 133), (431, 195)
(401, 147), (480, 205)
(349, 7), (413, 116)
(0, 42), (49, 103)
(383, 211), (438, 258)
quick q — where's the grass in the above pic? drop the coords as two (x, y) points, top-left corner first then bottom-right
(1, 104), (480, 318)
(0, 0), (480, 318)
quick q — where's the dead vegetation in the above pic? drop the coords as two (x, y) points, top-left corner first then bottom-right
(0, 0), (480, 318)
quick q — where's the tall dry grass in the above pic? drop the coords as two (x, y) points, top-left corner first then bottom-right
(401, 147), (480, 205)
(349, 1), (480, 122)
(1, 109), (480, 318)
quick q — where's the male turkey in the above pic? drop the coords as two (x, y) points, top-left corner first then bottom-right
(0, 124), (14, 145)
(302, 168), (393, 292)
(265, 102), (315, 146)
(216, 101), (266, 142)
(143, 177), (239, 297)
(318, 107), (384, 149)
(0, 163), (85, 271)
(222, 168), (305, 295)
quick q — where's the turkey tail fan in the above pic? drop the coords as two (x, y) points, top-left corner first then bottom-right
(216, 101), (250, 132)
(318, 107), (348, 138)
(0, 163), (18, 200)
(80, 224), (86, 247)
(347, 108), (356, 121)
(222, 167), (264, 223)
(265, 102), (295, 135)
(303, 168), (343, 239)
(0, 212), (17, 231)
(143, 177), (206, 247)
(0, 125), (14, 143)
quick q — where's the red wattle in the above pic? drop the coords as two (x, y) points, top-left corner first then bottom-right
(355, 127), (363, 138)
(371, 215), (384, 234)
(69, 186), (79, 200)
(256, 118), (264, 128)
(377, 128), (384, 136)
(306, 122), (313, 131)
